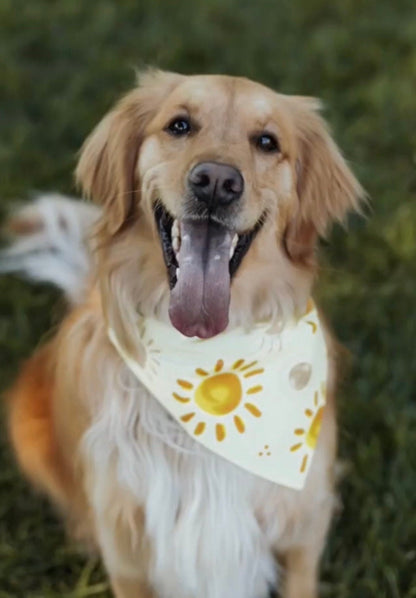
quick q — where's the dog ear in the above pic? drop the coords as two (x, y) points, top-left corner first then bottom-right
(76, 70), (183, 236)
(284, 97), (365, 265)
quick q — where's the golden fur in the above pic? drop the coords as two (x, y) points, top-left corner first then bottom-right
(7, 70), (364, 598)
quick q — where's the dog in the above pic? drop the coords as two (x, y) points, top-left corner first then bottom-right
(2, 70), (364, 598)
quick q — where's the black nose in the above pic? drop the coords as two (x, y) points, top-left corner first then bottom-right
(188, 162), (244, 206)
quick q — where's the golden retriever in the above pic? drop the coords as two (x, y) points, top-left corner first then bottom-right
(4, 70), (364, 598)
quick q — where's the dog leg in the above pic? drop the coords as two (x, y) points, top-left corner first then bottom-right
(282, 498), (334, 598)
(283, 545), (321, 598)
(111, 577), (154, 598)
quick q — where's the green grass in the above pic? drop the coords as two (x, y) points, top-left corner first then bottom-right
(0, 0), (415, 596)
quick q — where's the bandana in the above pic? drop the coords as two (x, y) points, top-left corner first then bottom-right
(108, 300), (328, 490)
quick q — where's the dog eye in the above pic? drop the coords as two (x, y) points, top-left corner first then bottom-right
(254, 133), (280, 153)
(166, 117), (192, 137)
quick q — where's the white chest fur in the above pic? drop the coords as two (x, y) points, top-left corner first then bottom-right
(82, 371), (280, 598)
(82, 362), (333, 598)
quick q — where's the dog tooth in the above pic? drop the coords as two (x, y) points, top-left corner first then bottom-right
(172, 236), (180, 254)
(172, 219), (180, 239)
(176, 267), (180, 280)
(229, 234), (238, 259)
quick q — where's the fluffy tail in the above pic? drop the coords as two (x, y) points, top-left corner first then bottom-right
(0, 193), (100, 304)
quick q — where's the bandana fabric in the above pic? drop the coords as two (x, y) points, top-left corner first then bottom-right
(108, 301), (328, 490)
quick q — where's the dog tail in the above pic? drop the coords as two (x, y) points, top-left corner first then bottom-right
(0, 193), (100, 305)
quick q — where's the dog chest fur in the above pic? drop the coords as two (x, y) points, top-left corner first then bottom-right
(81, 360), (335, 598)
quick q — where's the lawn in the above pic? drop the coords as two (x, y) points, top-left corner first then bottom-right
(0, 1), (415, 596)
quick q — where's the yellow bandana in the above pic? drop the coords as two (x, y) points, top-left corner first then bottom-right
(108, 301), (328, 490)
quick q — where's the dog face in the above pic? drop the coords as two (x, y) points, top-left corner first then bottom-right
(77, 70), (363, 339)
(139, 76), (293, 230)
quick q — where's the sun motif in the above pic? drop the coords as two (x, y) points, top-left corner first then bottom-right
(172, 358), (264, 442)
(137, 318), (161, 375)
(258, 444), (271, 457)
(301, 298), (318, 334)
(290, 384), (326, 473)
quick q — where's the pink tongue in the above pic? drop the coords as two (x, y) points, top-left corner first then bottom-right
(169, 220), (233, 338)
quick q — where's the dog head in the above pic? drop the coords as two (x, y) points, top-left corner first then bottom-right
(77, 70), (364, 340)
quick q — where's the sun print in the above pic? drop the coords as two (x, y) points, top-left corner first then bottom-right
(137, 318), (161, 375)
(172, 358), (264, 441)
(258, 445), (271, 457)
(290, 389), (324, 473)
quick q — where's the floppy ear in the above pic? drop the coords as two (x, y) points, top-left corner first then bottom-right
(76, 69), (183, 236)
(284, 97), (365, 265)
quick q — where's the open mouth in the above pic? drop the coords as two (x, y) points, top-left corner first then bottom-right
(154, 203), (264, 339)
